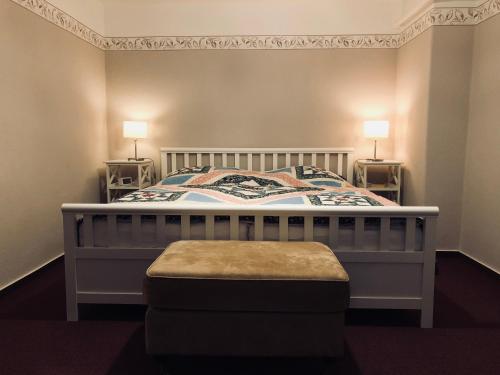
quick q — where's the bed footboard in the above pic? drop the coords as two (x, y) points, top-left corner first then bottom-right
(62, 203), (438, 327)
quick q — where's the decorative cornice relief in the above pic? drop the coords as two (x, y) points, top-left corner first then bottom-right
(9, 0), (500, 50)
(398, 6), (477, 46)
(11, 0), (106, 49)
(476, 0), (500, 22)
(102, 35), (400, 51)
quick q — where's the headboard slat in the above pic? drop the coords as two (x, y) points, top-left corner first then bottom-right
(160, 148), (354, 183)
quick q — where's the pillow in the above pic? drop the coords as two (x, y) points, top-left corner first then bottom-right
(267, 165), (347, 188)
(161, 165), (213, 185)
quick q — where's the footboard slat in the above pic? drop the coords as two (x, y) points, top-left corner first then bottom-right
(255, 215), (264, 240)
(230, 215), (239, 240)
(405, 217), (416, 251)
(354, 217), (364, 249)
(329, 216), (339, 249)
(304, 216), (314, 241)
(83, 215), (94, 247)
(131, 215), (141, 245)
(279, 216), (289, 241)
(181, 215), (190, 240)
(205, 215), (215, 240)
(107, 215), (118, 247)
(155, 215), (166, 244)
(380, 217), (390, 250)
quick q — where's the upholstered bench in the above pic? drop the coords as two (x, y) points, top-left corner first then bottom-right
(144, 240), (350, 358)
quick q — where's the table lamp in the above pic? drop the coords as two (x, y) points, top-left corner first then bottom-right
(363, 120), (389, 161)
(123, 121), (148, 161)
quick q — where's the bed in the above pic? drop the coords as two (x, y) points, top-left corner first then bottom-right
(62, 148), (438, 327)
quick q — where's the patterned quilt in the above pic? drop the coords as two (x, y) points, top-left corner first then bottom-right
(117, 166), (395, 207)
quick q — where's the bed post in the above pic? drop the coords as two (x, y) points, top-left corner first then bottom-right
(420, 216), (437, 328)
(63, 212), (79, 321)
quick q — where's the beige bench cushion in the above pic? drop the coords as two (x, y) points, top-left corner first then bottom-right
(147, 240), (348, 281)
(145, 240), (349, 313)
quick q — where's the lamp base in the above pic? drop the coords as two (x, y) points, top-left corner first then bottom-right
(367, 158), (384, 162)
(128, 157), (145, 161)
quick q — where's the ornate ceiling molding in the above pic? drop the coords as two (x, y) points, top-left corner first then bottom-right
(9, 0), (500, 50)
(11, 0), (106, 49)
(102, 35), (400, 51)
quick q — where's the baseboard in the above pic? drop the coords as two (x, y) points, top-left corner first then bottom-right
(459, 250), (500, 275)
(436, 249), (499, 275)
(1, 248), (497, 291)
(0, 252), (64, 292)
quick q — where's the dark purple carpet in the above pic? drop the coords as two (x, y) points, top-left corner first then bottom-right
(0, 252), (499, 375)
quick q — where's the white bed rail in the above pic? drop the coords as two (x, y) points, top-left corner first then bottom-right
(160, 148), (355, 183)
(62, 203), (438, 327)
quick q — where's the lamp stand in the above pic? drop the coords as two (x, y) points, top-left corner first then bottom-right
(128, 139), (144, 161)
(368, 140), (383, 162)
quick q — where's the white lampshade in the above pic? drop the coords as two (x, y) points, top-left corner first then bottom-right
(123, 121), (148, 139)
(363, 120), (389, 139)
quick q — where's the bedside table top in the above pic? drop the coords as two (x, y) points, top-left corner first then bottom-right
(356, 159), (403, 166)
(105, 160), (152, 165)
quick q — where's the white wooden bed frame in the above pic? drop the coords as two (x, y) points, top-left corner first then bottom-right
(62, 147), (438, 327)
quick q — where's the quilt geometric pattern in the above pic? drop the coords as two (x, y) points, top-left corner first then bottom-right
(117, 189), (186, 202)
(116, 165), (394, 207)
(308, 192), (383, 206)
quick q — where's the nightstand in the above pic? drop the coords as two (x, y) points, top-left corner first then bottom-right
(105, 160), (153, 202)
(355, 159), (403, 204)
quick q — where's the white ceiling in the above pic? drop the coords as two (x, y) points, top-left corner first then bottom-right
(48, 0), (480, 37)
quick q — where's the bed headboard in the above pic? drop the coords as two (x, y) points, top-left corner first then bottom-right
(160, 147), (354, 183)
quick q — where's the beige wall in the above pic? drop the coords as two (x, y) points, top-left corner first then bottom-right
(425, 26), (473, 249)
(395, 29), (433, 206)
(106, 49), (397, 169)
(396, 27), (474, 250)
(0, 0), (107, 289)
(461, 15), (500, 271)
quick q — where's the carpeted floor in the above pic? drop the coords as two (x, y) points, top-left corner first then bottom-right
(0, 252), (499, 375)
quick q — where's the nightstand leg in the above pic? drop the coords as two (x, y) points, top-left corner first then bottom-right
(397, 166), (401, 204)
(106, 166), (111, 203)
(138, 164), (141, 189)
